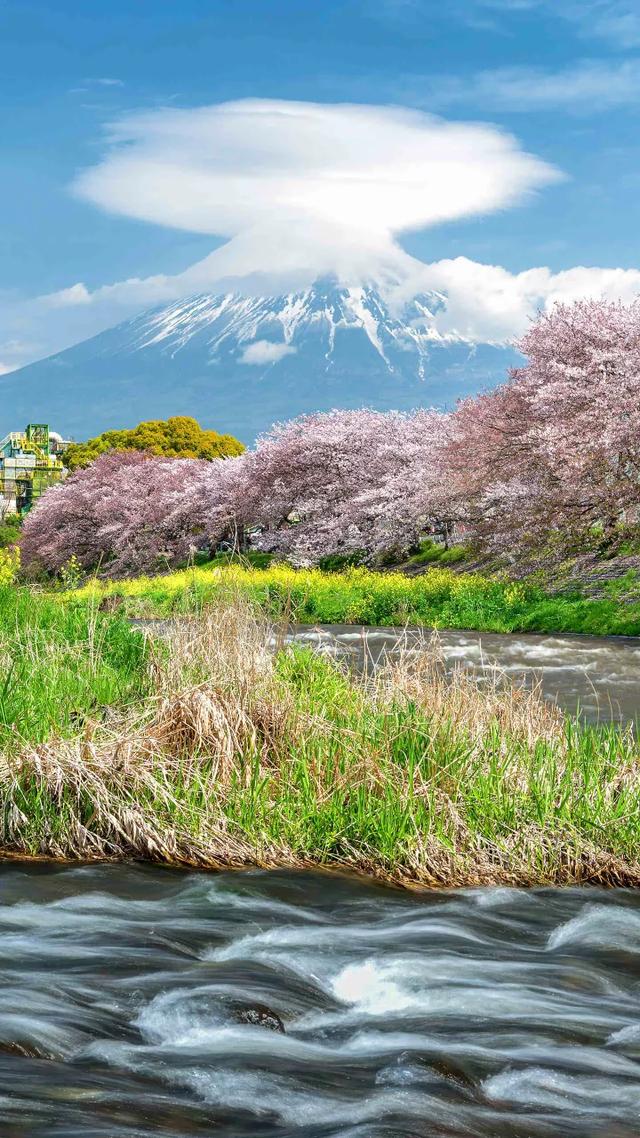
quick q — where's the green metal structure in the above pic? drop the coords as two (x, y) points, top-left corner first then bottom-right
(0, 424), (65, 516)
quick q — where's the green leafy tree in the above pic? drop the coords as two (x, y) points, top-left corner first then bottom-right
(64, 416), (245, 471)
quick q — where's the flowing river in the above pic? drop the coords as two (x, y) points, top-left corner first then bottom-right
(2, 863), (640, 1136)
(285, 625), (640, 725)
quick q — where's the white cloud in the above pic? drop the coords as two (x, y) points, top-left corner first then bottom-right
(1, 98), (639, 370)
(74, 98), (559, 245)
(595, 10), (640, 47)
(466, 1), (640, 47)
(3, 255), (639, 374)
(561, 1), (640, 47)
(422, 59), (640, 112)
(0, 98), (565, 367)
(0, 333), (46, 374)
(240, 340), (297, 365)
(69, 77), (126, 96)
(399, 258), (640, 343)
(45, 283), (92, 308)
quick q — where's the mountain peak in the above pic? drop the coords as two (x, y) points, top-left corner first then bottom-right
(127, 278), (445, 367)
(0, 280), (516, 442)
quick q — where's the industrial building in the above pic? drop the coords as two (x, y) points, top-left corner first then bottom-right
(0, 424), (67, 516)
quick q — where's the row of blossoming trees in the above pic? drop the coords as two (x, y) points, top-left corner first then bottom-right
(21, 298), (640, 578)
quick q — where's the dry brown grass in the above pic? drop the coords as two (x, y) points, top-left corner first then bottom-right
(371, 629), (564, 747)
(0, 592), (297, 864)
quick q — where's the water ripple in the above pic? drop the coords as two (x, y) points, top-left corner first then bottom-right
(1, 862), (640, 1136)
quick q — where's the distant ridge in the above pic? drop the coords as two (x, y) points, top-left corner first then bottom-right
(0, 278), (516, 442)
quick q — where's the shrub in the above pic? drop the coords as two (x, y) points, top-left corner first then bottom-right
(317, 551), (366, 572)
(0, 513), (21, 551)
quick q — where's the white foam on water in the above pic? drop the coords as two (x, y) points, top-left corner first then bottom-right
(0, 1013), (78, 1057)
(607, 1023), (640, 1046)
(548, 905), (640, 952)
(149, 1066), (457, 1129)
(0, 894), (189, 939)
(114, 1003), (640, 1083)
(332, 959), (414, 1013)
(289, 624), (640, 723)
(327, 631), (366, 642)
(7, 863), (640, 1135)
(0, 933), (109, 962)
(329, 956), (597, 1022)
(204, 913), (486, 965)
(484, 1066), (640, 1113)
(121, 1023), (335, 1062)
(205, 883), (331, 924)
(468, 886), (530, 909)
(136, 987), (230, 1046)
(336, 1029), (640, 1079)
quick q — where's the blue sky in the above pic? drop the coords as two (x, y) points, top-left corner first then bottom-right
(1, 0), (640, 369)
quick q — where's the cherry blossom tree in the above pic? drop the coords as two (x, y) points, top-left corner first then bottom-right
(23, 298), (640, 578)
(246, 408), (452, 562)
(20, 410), (454, 575)
(448, 298), (640, 558)
(20, 450), (251, 577)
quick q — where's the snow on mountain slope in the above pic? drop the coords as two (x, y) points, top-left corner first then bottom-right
(124, 280), (445, 365)
(0, 279), (517, 442)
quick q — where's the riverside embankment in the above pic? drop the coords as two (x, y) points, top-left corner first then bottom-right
(2, 584), (640, 886)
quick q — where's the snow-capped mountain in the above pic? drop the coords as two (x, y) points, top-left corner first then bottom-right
(0, 278), (516, 442)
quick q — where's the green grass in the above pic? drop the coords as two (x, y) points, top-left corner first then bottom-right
(407, 538), (467, 567)
(240, 650), (640, 879)
(0, 585), (150, 748)
(191, 549), (275, 570)
(1, 587), (639, 886)
(70, 562), (640, 637)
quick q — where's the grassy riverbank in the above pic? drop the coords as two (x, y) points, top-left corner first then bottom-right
(71, 561), (640, 637)
(0, 586), (150, 748)
(1, 584), (639, 886)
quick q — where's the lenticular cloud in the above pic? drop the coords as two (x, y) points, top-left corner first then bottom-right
(74, 98), (560, 253)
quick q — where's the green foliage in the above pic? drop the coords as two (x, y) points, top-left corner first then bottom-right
(0, 548), (19, 586)
(612, 527), (640, 557)
(57, 554), (83, 590)
(237, 662), (640, 874)
(194, 550), (275, 570)
(3, 589), (640, 885)
(73, 562), (640, 636)
(317, 550), (366, 572)
(0, 586), (150, 746)
(0, 513), (21, 551)
(64, 415), (245, 470)
(440, 546), (467, 565)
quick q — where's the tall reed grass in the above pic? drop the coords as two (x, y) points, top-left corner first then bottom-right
(1, 584), (639, 885)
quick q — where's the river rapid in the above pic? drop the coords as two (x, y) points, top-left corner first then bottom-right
(286, 625), (640, 725)
(3, 863), (640, 1137)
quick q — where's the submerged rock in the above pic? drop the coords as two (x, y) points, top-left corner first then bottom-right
(429, 1057), (476, 1089)
(0, 1041), (53, 1060)
(228, 1002), (285, 1033)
